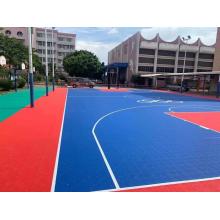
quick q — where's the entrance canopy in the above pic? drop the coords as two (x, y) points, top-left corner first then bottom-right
(107, 62), (128, 69)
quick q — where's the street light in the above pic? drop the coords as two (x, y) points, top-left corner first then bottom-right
(180, 35), (191, 93)
(45, 28), (49, 96)
(28, 27), (34, 107)
(52, 27), (55, 91)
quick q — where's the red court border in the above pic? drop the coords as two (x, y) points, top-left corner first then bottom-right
(0, 88), (67, 192)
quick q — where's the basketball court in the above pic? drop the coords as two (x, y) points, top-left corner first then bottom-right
(1, 87), (220, 191)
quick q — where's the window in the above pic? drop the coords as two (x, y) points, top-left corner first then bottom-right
(139, 48), (155, 55)
(156, 67), (174, 73)
(47, 42), (53, 47)
(199, 53), (214, 59)
(58, 37), (64, 41)
(17, 31), (23, 37)
(178, 60), (195, 66)
(37, 41), (45, 46)
(5, 30), (11, 35)
(197, 69), (210, 72)
(66, 38), (72, 42)
(138, 66), (154, 72)
(177, 68), (194, 73)
(179, 52), (195, 58)
(198, 61), (213, 68)
(158, 50), (176, 57)
(37, 49), (42, 54)
(139, 57), (154, 64)
(157, 59), (175, 65)
(37, 33), (44, 37)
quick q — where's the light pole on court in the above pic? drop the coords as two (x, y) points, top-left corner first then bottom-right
(45, 28), (49, 96)
(28, 27), (34, 107)
(180, 35), (191, 93)
(52, 27), (55, 92)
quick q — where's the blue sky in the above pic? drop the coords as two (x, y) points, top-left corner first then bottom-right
(58, 27), (217, 63)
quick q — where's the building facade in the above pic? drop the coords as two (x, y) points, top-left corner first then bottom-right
(108, 31), (216, 86)
(0, 27), (76, 72)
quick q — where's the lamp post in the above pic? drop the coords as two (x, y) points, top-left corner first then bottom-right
(52, 27), (55, 91)
(45, 28), (49, 96)
(28, 27), (34, 107)
(180, 35), (191, 93)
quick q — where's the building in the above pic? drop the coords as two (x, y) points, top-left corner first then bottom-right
(108, 30), (217, 88)
(0, 27), (76, 72)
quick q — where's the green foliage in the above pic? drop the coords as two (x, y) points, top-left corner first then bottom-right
(19, 70), (28, 81)
(0, 33), (44, 73)
(0, 66), (10, 78)
(34, 73), (44, 82)
(63, 50), (102, 78)
(0, 79), (13, 91)
(17, 77), (26, 88)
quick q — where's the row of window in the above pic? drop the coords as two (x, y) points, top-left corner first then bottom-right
(139, 57), (213, 68)
(138, 66), (212, 73)
(139, 48), (214, 59)
(37, 33), (73, 42)
(37, 49), (56, 55)
(41, 57), (63, 64)
(41, 57), (55, 63)
(58, 37), (73, 42)
(57, 44), (74, 50)
(37, 41), (55, 47)
(58, 52), (72, 57)
(5, 30), (23, 37)
(37, 33), (53, 38)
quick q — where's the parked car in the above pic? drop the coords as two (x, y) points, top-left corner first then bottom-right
(69, 77), (95, 88)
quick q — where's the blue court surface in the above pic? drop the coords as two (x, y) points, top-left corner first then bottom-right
(53, 88), (220, 192)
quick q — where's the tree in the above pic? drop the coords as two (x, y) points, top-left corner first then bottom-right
(0, 33), (43, 73)
(63, 50), (102, 78)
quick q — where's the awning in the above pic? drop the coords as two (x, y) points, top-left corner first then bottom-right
(107, 63), (128, 68)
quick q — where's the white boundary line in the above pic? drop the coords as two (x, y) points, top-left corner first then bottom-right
(169, 105), (220, 112)
(92, 104), (175, 190)
(50, 89), (68, 192)
(94, 176), (220, 192)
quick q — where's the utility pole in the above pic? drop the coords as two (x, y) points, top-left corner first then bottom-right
(28, 27), (34, 107)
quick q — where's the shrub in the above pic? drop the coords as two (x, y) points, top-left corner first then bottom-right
(34, 73), (44, 82)
(0, 79), (13, 91)
(0, 66), (10, 79)
(17, 77), (26, 88)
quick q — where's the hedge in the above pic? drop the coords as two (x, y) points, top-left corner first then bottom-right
(0, 79), (13, 91)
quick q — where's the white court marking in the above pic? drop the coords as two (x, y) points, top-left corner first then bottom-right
(137, 99), (183, 104)
(92, 104), (177, 189)
(51, 89), (68, 192)
(92, 103), (220, 190)
(95, 175), (220, 192)
(168, 105), (220, 112)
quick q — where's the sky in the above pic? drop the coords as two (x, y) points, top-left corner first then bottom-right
(57, 27), (217, 63)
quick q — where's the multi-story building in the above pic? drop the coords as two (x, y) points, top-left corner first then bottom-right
(108, 31), (216, 87)
(0, 27), (76, 72)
